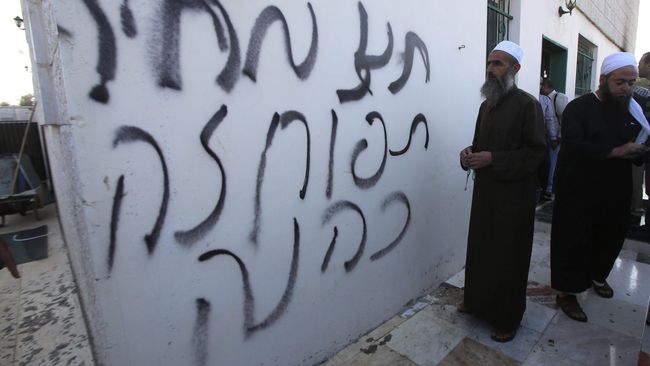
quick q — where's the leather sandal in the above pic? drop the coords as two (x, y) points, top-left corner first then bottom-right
(556, 294), (588, 322)
(592, 281), (613, 298)
(456, 302), (472, 314)
(490, 328), (517, 343)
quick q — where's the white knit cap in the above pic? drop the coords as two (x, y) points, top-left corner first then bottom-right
(599, 52), (649, 143)
(492, 41), (523, 64)
(600, 52), (637, 75)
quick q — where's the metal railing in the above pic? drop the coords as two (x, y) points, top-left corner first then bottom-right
(487, 0), (512, 57)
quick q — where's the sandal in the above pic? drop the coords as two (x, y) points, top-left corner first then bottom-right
(490, 329), (517, 343)
(556, 294), (588, 322)
(592, 281), (613, 298)
(456, 302), (472, 314)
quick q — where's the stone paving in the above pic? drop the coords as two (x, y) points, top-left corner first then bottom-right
(323, 218), (650, 366)
(0, 204), (94, 366)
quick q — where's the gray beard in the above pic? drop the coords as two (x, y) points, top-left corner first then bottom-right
(480, 71), (516, 108)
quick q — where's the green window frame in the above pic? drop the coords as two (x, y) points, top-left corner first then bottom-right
(487, 0), (512, 58)
(575, 35), (595, 96)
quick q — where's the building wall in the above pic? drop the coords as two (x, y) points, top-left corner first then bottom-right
(577, 0), (639, 52)
(21, 1), (487, 365)
(0, 106), (32, 121)
(21, 0), (639, 364)
(513, 1), (623, 99)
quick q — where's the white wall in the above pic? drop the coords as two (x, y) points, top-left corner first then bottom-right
(22, 0), (486, 365)
(0, 106), (32, 121)
(577, 0), (639, 51)
(512, 1), (622, 99)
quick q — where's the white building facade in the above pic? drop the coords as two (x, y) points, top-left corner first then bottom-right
(19, 0), (639, 365)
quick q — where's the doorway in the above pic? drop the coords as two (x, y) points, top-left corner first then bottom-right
(541, 37), (568, 93)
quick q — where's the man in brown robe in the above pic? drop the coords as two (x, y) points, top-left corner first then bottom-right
(459, 41), (546, 342)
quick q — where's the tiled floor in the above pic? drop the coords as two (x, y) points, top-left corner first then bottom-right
(1, 204), (649, 365)
(0, 204), (94, 366)
(324, 216), (650, 366)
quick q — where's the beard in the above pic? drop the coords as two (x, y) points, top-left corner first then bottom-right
(480, 68), (516, 107)
(600, 83), (630, 113)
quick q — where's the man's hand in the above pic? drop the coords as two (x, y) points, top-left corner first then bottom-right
(467, 151), (492, 169)
(549, 139), (560, 149)
(609, 142), (649, 159)
(460, 146), (472, 168)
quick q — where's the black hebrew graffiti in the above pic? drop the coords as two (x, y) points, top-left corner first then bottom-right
(57, 25), (73, 38)
(96, 3), (436, 351)
(321, 201), (367, 272)
(351, 112), (387, 189)
(389, 114), (429, 156)
(78, 0), (430, 103)
(212, 1), (241, 92)
(78, 0), (430, 102)
(369, 191), (411, 261)
(174, 105), (228, 245)
(388, 32), (430, 94)
(247, 218), (299, 335)
(120, 0), (137, 38)
(155, 0), (229, 90)
(199, 218), (300, 338)
(199, 249), (253, 338)
(113, 126), (170, 255)
(242, 3), (318, 82)
(80, 0), (116, 104)
(250, 111), (311, 244)
(108, 175), (125, 273)
(250, 113), (280, 245)
(193, 298), (211, 366)
(336, 2), (393, 103)
(282, 111), (311, 200)
(326, 110), (338, 200)
(321, 226), (338, 272)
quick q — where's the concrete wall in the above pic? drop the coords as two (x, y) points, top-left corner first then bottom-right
(21, 0), (637, 364)
(513, 0), (623, 99)
(0, 106), (32, 122)
(577, 0), (639, 52)
(21, 0), (486, 365)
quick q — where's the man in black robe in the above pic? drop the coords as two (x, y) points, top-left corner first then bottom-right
(551, 52), (650, 322)
(459, 41), (546, 342)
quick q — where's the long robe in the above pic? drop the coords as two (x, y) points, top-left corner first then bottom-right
(551, 93), (641, 293)
(464, 88), (546, 332)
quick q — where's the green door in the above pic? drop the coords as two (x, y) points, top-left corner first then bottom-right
(541, 37), (568, 93)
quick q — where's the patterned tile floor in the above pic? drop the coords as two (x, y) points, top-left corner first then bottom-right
(324, 216), (650, 366)
(0, 204), (94, 366)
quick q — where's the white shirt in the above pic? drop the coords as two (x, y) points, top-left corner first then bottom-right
(548, 90), (569, 125)
(539, 94), (558, 139)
